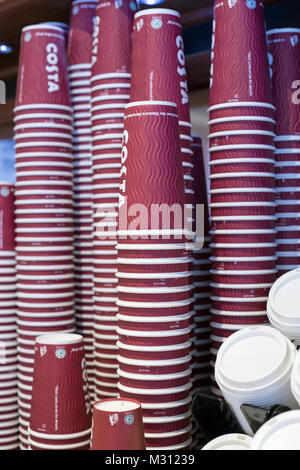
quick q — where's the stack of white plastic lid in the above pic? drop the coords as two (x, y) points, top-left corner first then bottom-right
(215, 325), (297, 435)
(202, 433), (253, 450)
(68, 0), (98, 401)
(267, 268), (300, 340)
(251, 410), (300, 450)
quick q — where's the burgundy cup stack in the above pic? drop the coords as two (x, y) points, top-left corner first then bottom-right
(90, 0), (137, 401)
(267, 28), (300, 277)
(130, 7), (197, 401)
(189, 135), (211, 394)
(208, 0), (277, 394)
(68, 0), (98, 402)
(0, 183), (19, 450)
(28, 334), (92, 450)
(117, 101), (193, 451)
(14, 24), (76, 449)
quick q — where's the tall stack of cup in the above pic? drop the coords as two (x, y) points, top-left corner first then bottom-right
(267, 29), (300, 276)
(130, 7), (198, 394)
(0, 182), (19, 450)
(208, 0), (277, 393)
(90, 0), (137, 400)
(116, 101), (193, 450)
(189, 135), (211, 393)
(28, 334), (92, 450)
(68, 0), (98, 401)
(14, 24), (75, 449)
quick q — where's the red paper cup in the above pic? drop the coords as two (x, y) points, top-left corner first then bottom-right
(130, 9), (190, 122)
(209, 0), (272, 106)
(68, 1), (97, 66)
(15, 25), (71, 108)
(119, 102), (186, 235)
(29, 333), (91, 435)
(91, 0), (136, 76)
(90, 398), (145, 450)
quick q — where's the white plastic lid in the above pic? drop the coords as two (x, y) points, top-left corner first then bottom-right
(215, 326), (293, 390)
(251, 410), (300, 449)
(268, 268), (300, 326)
(202, 433), (253, 450)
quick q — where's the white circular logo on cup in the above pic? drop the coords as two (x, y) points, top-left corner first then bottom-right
(130, 1), (137, 11)
(1, 188), (9, 197)
(24, 33), (32, 42)
(56, 348), (66, 359)
(124, 414), (134, 425)
(246, 0), (256, 9)
(73, 6), (79, 15)
(151, 19), (163, 30)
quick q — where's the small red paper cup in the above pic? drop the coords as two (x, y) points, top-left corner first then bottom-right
(15, 25), (70, 108)
(211, 297), (268, 313)
(90, 397), (145, 450)
(130, 9), (190, 122)
(91, 0), (136, 76)
(210, 257), (276, 272)
(29, 333), (91, 435)
(209, 0), (272, 106)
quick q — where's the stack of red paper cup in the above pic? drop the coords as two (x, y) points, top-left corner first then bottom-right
(68, 0), (98, 400)
(267, 28), (300, 276)
(90, 0), (136, 400)
(0, 182), (19, 450)
(14, 24), (75, 449)
(117, 101), (193, 451)
(208, 0), (277, 393)
(189, 135), (211, 394)
(28, 334), (92, 450)
(130, 7), (197, 396)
